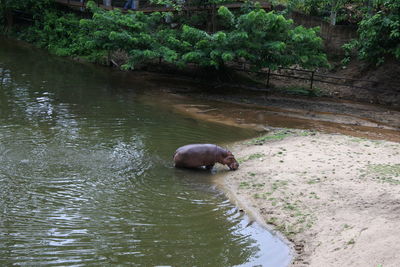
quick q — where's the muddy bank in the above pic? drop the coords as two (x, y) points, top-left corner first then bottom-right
(139, 90), (400, 142)
(220, 130), (400, 267)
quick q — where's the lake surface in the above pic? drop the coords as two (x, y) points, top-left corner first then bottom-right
(0, 37), (291, 266)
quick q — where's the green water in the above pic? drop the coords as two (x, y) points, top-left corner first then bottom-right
(0, 37), (291, 266)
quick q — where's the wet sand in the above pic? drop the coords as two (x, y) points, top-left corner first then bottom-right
(139, 90), (400, 142)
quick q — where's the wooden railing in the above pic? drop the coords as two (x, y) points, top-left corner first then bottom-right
(231, 64), (397, 94)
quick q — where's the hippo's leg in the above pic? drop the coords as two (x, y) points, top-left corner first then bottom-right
(206, 164), (214, 170)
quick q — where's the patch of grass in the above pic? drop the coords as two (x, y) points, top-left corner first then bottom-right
(241, 182), (265, 191)
(264, 201), (315, 238)
(239, 182), (251, 189)
(266, 217), (278, 225)
(248, 153), (265, 160)
(347, 238), (355, 245)
(238, 152), (265, 163)
(309, 192), (320, 199)
(271, 180), (288, 191)
(253, 193), (261, 199)
(245, 131), (292, 145)
(245, 129), (313, 146)
(253, 191), (273, 199)
(368, 164), (400, 177)
(307, 178), (321, 184)
(349, 137), (367, 143)
(363, 164), (400, 184)
(343, 224), (352, 230)
(284, 203), (297, 211)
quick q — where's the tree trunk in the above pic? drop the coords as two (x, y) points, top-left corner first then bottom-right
(6, 10), (13, 28)
(330, 0), (337, 25)
(1, 0), (13, 29)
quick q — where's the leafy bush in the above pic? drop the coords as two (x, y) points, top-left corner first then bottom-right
(276, 0), (367, 24)
(343, 0), (400, 65)
(1, 0), (53, 26)
(14, 1), (328, 71)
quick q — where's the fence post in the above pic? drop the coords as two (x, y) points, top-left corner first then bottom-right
(266, 68), (271, 87)
(310, 71), (315, 92)
(211, 4), (217, 33)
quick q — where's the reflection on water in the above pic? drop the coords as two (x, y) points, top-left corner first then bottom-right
(0, 37), (291, 266)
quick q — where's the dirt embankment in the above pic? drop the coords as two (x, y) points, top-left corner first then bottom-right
(221, 130), (400, 267)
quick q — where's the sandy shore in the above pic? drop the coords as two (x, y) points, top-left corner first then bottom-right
(154, 89), (400, 266)
(220, 129), (400, 267)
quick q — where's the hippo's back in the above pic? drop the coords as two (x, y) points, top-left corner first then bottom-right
(175, 144), (217, 155)
(174, 144), (220, 168)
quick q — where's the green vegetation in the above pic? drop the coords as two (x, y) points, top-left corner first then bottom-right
(0, 0), (52, 29)
(239, 181), (251, 188)
(343, 0), (400, 65)
(363, 163), (400, 184)
(238, 152), (265, 163)
(4, 1), (328, 72)
(239, 181), (265, 189)
(347, 238), (355, 245)
(279, 0), (367, 24)
(307, 178), (321, 184)
(3, 0), (397, 70)
(273, 0), (400, 66)
(245, 129), (313, 145)
(245, 130), (292, 145)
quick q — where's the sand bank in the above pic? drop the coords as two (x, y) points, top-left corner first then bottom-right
(221, 129), (400, 267)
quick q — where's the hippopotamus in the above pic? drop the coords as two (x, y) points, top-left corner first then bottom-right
(173, 144), (239, 170)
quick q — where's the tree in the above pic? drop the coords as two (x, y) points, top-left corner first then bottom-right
(343, 0), (400, 65)
(14, 1), (328, 71)
(1, 0), (53, 29)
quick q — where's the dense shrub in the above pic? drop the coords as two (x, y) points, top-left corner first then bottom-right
(14, 1), (328, 71)
(343, 0), (400, 65)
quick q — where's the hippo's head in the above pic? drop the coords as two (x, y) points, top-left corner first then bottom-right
(223, 152), (239, 171)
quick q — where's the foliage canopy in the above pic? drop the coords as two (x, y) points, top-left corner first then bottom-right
(272, 0), (399, 65)
(15, 1), (327, 71)
(343, 0), (400, 65)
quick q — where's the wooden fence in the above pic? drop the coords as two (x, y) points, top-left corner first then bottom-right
(232, 65), (397, 94)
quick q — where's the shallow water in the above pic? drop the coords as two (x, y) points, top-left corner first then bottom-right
(0, 37), (291, 266)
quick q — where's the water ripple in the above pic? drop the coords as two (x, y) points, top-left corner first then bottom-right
(0, 39), (291, 267)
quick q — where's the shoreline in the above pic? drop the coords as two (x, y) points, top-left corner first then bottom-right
(159, 89), (400, 266)
(217, 129), (400, 266)
(139, 90), (400, 142)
